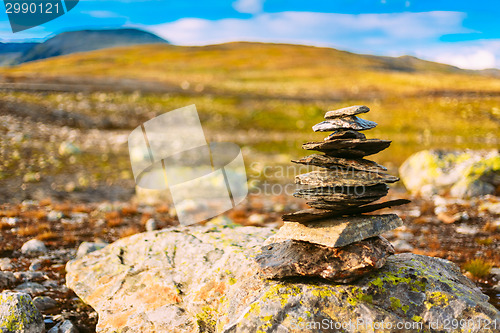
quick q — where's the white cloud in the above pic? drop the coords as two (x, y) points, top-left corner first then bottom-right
(418, 41), (500, 69)
(232, 0), (264, 14)
(82, 10), (123, 18)
(146, 11), (498, 69)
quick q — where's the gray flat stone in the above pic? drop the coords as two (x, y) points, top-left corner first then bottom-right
(324, 130), (366, 140)
(265, 214), (403, 247)
(313, 116), (377, 132)
(292, 154), (388, 172)
(294, 184), (389, 209)
(324, 105), (370, 119)
(282, 199), (411, 222)
(302, 139), (391, 157)
(295, 170), (399, 187)
(256, 236), (394, 282)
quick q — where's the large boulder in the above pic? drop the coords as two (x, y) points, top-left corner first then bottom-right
(0, 291), (44, 333)
(399, 149), (500, 198)
(66, 222), (500, 332)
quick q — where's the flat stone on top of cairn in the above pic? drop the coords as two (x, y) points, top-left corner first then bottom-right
(324, 105), (370, 119)
(256, 105), (409, 282)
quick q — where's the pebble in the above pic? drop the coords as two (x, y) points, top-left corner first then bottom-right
(0, 258), (13, 271)
(248, 214), (266, 225)
(29, 259), (43, 271)
(32, 296), (58, 311)
(14, 281), (48, 295)
(48, 319), (79, 333)
(490, 267), (500, 279)
(14, 271), (45, 281)
(392, 240), (414, 252)
(0, 271), (16, 289)
(21, 239), (47, 254)
(47, 210), (63, 222)
(145, 218), (157, 232)
(76, 241), (108, 258)
(455, 225), (479, 235)
(396, 232), (414, 241)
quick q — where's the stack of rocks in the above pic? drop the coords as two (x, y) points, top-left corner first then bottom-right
(256, 105), (409, 282)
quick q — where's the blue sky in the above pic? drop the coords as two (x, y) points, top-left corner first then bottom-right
(1, 0), (499, 69)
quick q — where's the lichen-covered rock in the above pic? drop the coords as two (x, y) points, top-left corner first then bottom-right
(66, 223), (499, 333)
(0, 291), (44, 333)
(399, 149), (500, 198)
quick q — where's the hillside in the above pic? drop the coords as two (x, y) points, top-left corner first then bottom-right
(13, 28), (167, 64)
(1, 42), (499, 168)
(0, 42), (38, 65)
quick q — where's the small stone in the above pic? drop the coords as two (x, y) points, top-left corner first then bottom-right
(392, 239), (414, 252)
(0, 271), (16, 289)
(256, 236), (394, 282)
(47, 211), (63, 222)
(76, 242), (108, 258)
(21, 239), (47, 254)
(48, 320), (79, 333)
(302, 139), (391, 157)
(32, 296), (58, 311)
(324, 130), (366, 140)
(292, 154), (387, 172)
(456, 225), (479, 235)
(248, 214), (266, 225)
(14, 271), (45, 282)
(0, 291), (44, 332)
(0, 258), (13, 271)
(490, 267), (500, 279)
(145, 218), (157, 232)
(29, 259), (43, 271)
(265, 214), (403, 248)
(324, 105), (370, 119)
(282, 199), (410, 222)
(14, 282), (47, 295)
(313, 116), (377, 132)
(295, 170), (398, 187)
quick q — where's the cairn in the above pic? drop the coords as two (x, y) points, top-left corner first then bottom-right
(256, 105), (409, 282)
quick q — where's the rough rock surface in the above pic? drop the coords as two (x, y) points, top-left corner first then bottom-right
(0, 291), (44, 333)
(399, 149), (500, 198)
(292, 154), (387, 172)
(324, 105), (370, 119)
(302, 139), (391, 157)
(66, 223), (499, 332)
(282, 199), (410, 222)
(296, 170), (398, 187)
(256, 236), (394, 282)
(265, 214), (403, 248)
(313, 116), (377, 132)
(294, 184), (389, 209)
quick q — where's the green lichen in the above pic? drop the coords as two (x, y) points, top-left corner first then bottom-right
(196, 305), (217, 332)
(412, 315), (423, 322)
(425, 291), (450, 310)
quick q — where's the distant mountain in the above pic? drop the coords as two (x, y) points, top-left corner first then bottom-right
(0, 42), (38, 65)
(14, 28), (167, 64)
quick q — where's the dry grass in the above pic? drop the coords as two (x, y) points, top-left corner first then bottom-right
(37, 231), (58, 241)
(17, 223), (51, 237)
(119, 226), (140, 238)
(463, 259), (493, 279)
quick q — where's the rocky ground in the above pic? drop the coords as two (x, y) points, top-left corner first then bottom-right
(0, 190), (499, 331)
